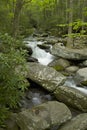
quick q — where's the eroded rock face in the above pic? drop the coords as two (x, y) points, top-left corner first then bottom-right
(59, 113), (87, 130)
(50, 43), (87, 60)
(26, 62), (66, 92)
(54, 85), (87, 112)
(16, 101), (72, 130)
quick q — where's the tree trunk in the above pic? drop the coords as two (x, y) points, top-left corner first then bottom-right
(12, 0), (31, 38)
(12, 0), (24, 38)
(67, 0), (73, 47)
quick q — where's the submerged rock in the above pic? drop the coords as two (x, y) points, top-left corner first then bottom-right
(54, 85), (87, 112)
(16, 101), (72, 130)
(50, 43), (87, 60)
(59, 113), (87, 130)
(26, 62), (66, 92)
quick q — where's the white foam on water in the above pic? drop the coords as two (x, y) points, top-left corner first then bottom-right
(64, 77), (87, 94)
(25, 40), (54, 65)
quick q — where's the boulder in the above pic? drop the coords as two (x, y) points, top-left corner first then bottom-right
(6, 113), (19, 130)
(49, 58), (70, 68)
(16, 101), (72, 130)
(27, 57), (38, 62)
(54, 85), (87, 112)
(26, 62), (66, 92)
(50, 43), (87, 60)
(45, 37), (58, 45)
(82, 60), (87, 66)
(75, 68), (87, 85)
(23, 45), (33, 55)
(65, 66), (79, 73)
(59, 113), (87, 130)
(41, 33), (49, 37)
(37, 44), (50, 50)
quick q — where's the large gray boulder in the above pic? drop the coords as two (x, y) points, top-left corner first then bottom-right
(54, 85), (87, 112)
(16, 101), (72, 130)
(50, 43), (87, 60)
(27, 62), (66, 92)
(75, 68), (87, 82)
(59, 113), (87, 130)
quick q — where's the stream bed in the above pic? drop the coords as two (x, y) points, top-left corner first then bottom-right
(21, 36), (87, 130)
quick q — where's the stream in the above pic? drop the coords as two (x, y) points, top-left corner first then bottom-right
(25, 37), (55, 65)
(25, 36), (87, 93)
(23, 36), (87, 130)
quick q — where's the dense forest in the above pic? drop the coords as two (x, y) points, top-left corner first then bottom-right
(1, 0), (87, 38)
(0, 0), (87, 128)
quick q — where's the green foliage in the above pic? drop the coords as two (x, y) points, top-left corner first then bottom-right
(0, 33), (29, 126)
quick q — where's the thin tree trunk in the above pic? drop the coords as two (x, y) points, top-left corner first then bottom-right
(67, 0), (73, 47)
(82, 0), (85, 31)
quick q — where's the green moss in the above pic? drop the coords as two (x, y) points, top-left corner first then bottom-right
(53, 65), (64, 71)
(61, 71), (70, 76)
(81, 80), (87, 86)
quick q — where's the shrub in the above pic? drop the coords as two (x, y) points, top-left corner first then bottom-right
(0, 33), (29, 126)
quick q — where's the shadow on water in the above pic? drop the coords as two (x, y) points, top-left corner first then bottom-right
(19, 78), (56, 110)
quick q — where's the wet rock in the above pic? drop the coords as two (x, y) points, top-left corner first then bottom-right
(23, 45), (33, 55)
(16, 101), (72, 130)
(49, 58), (70, 69)
(59, 113), (87, 130)
(41, 33), (49, 37)
(54, 85), (87, 112)
(82, 60), (87, 66)
(75, 68), (87, 85)
(37, 44), (50, 50)
(27, 57), (38, 62)
(45, 37), (58, 45)
(26, 62), (66, 92)
(65, 66), (79, 73)
(51, 43), (87, 60)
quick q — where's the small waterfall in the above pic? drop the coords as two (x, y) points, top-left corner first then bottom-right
(64, 76), (87, 94)
(25, 39), (55, 65)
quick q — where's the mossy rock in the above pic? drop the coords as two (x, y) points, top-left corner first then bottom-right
(81, 80), (87, 86)
(53, 65), (64, 71)
(61, 71), (70, 76)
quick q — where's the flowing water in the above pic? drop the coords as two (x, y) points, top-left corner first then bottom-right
(23, 36), (87, 130)
(25, 37), (55, 65)
(64, 76), (87, 94)
(25, 37), (87, 95)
